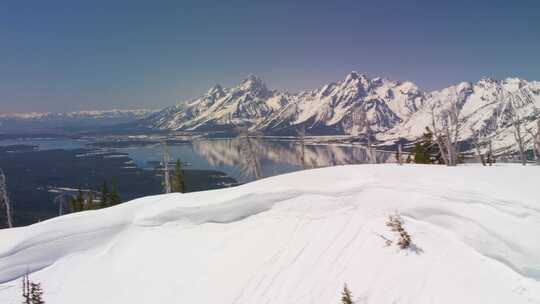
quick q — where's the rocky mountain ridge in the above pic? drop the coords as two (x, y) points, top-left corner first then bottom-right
(145, 73), (540, 151)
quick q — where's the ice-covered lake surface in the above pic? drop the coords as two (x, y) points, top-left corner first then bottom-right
(0, 137), (395, 183)
(0, 164), (538, 303)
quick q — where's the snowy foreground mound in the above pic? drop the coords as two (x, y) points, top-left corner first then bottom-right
(1, 165), (539, 303)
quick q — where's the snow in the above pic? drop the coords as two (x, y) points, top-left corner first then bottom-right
(0, 165), (539, 303)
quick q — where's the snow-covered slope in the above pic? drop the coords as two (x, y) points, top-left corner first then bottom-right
(145, 76), (290, 131)
(258, 72), (425, 135)
(0, 165), (539, 303)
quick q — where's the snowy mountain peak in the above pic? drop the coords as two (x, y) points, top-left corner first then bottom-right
(144, 75), (281, 131)
(502, 77), (527, 90)
(206, 84), (226, 98)
(343, 71), (369, 85)
(478, 76), (498, 84)
(238, 75), (267, 91)
(344, 71), (360, 80)
(382, 76), (540, 153)
(457, 81), (473, 93)
(145, 73), (539, 146)
(503, 77), (524, 84)
(476, 77), (529, 90)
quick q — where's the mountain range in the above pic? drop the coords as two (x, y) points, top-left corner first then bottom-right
(144, 73), (426, 135)
(144, 72), (540, 151)
(2, 73), (539, 152)
(0, 109), (158, 134)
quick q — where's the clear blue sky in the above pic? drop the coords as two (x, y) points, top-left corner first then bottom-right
(1, 0), (539, 112)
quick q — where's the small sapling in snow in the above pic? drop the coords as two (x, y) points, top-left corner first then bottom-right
(340, 283), (354, 304)
(386, 214), (412, 249)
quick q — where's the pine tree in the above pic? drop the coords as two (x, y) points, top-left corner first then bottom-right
(412, 142), (430, 164)
(76, 188), (85, 212)
(108, 178), (121, 206)
(341, 283), (354, 304)
(422, 128), (444, 164)
(68, 197), (77, 213)
(100, 181), (109, 208)
(22, 273), (44, 304)
(172, 159), (186, 193)
(412, 127), (444, 164)
(86, 192), (94, 210)
(30, 282), (45, 304)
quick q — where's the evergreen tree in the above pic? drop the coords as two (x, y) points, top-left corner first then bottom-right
(76, 188), (85, 212)
(422, 128), (443, 164)
(412, 142), (430, 164)
(22, 274), (44, 304)
(108, 178), (121, 206)
(412, 127), (443, 164)
(68, 197), (77, 213)
(86, 192), (94, 210)
(172, 159), (186, 193)
(30, 282), (45, 304)
(100, 181), (109, 208)
(341, 284), (354, 304)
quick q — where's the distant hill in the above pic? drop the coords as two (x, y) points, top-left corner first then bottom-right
(0, 109), (158, 134)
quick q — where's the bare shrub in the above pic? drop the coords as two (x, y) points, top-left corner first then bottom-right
(386, 215), (412, 249)
(341, 283), (354, 304)
(0, 169), (13, 228)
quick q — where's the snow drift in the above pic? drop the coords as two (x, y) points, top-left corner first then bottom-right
(0, 165), (539, 303)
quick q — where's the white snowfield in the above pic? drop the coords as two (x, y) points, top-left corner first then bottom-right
(0, 165), (539, 303)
